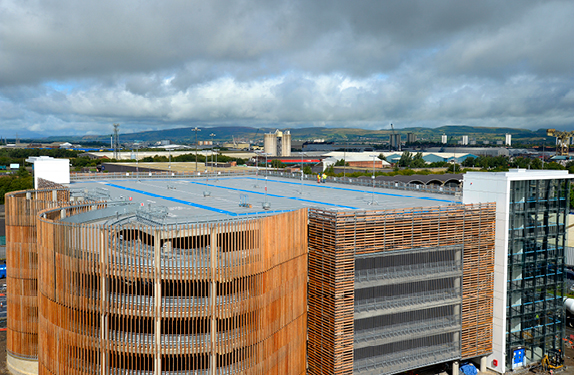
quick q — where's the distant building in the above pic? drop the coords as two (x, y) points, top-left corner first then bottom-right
(264, 129), (291, 156)
(461, 135), (469, 145)
(441, 134), (448, 144)
(425, 147), (510, 157)
(389, 133), (401, 150)
(222, 142), (250, 150)
(407, 132), (417, 143)
(505, 134), (512, 146)
(302, 141), (335, 152)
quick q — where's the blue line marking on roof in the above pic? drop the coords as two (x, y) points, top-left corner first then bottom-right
(244, 177), (458, 204)
(104, 183), (294, 217)
(186, 181), (359, 209)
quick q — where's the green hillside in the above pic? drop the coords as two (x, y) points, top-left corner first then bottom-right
(42, 125), (549, 145)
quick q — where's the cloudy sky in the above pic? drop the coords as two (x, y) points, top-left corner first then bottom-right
(1, 0), (573, 138)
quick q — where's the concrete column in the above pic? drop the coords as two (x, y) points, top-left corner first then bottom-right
(480, 356), (487, 373)
(452, 361), (459, 375)
(154, 230), (162, 375)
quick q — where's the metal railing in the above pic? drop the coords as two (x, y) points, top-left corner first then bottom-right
(71, 169), (460, 195)
(355, 260), (462, 285)
(265, 170), (460, 195)
(71, 170), (256, 181)
(355, 289), (461, 314)
(109, 363), (243, 375)
(354, 316), (459, 345)
(106, 240), (256, 271)
(354, 343), (459, 374)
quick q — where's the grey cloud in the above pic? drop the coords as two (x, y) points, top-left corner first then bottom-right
(436, 2), (574, 77)
(0, 0), (573, 137)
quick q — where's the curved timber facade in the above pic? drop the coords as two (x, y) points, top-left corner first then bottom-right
(36, 203), (307, 375)
(5, 189), (70, 361)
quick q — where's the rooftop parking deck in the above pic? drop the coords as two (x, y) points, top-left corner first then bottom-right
(70, 174), (460, 223)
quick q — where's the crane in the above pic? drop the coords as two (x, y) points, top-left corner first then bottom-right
(252, 128), (261, 149)
(546, 129), (574, 156)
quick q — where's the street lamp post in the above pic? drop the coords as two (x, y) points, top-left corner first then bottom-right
(299, 152), (306, 194)
(264, 153), (270, 208)
(135, 144), (139, 180)
(210, 133), (216, 176)
(255, 151), (271, 209)
(542, 138), (546, 169)
(369, 154), (378, 205)
(192, 127), (201, 172)
(213, 149), (219, 182)
(343, 146), (346, 179)
(209, 133), (215, 173)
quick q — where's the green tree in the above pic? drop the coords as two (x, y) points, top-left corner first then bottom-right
(411, 153), (426, 168)
(271, 160), (286, 168)
(545, 162), (565, 170)
(428, 161), (449, 168)
(325, 165), (335, 175)
(0, 174), (34, 204)
(17, 166), (30, 178)
(462, 157), (476, 168)
(510, 157), (531, 169)
(446, 163), (461, 173)
(153, 155), (169, 162)
(530, 158), (543, 169)
(398, 151), (412, 168)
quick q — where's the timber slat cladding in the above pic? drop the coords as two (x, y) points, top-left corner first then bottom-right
(5, 189), (70, 360)
(35, 203), (307, 375)
(307, 203), (495, 375)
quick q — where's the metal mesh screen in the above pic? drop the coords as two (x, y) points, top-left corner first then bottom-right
(353, 245), (462, 375)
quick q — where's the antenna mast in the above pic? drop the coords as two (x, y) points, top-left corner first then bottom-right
(113, 123), (120, 159)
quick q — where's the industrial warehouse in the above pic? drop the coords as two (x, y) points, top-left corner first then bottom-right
(4, 161), (572, 375)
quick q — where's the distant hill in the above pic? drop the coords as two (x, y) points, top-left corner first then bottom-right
(41, 125), (549, 145)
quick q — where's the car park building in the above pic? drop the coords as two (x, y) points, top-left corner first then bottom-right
(4, 164), (570, 375)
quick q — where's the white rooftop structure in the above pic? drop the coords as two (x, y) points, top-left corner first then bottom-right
(26, 156), (70, 189)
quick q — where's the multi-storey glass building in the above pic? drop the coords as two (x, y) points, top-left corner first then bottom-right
(463, 169), (572, 372)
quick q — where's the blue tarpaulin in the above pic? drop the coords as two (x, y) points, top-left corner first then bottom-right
(460, 363), (478, 375)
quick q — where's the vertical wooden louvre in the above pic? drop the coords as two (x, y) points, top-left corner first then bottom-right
(34, 203), (307, 375)
(5, 189), (70, 360)
(307, 203), (496, 375)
